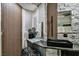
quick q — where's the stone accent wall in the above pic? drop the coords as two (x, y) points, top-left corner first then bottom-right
(58, 3), (79, 42)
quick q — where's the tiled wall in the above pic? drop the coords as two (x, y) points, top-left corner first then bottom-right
(32, 4), (47, 38)
(38, 4), (47, 38)
(58, 3), (79, 31)
(58, 3), (79, 40)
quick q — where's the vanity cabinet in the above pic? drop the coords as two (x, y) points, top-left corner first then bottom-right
(27, 40), (46, 56)
(27, 39), (79, 56)
(27, 40), (59, 56)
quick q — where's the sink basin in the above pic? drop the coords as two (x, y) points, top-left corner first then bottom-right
(47, 39), (73, 48)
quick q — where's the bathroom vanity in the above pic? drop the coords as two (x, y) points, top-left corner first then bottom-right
(26, 4), (79, 56)
(27, 38), (79, 56)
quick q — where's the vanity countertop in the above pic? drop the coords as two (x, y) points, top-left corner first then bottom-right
(27, 38), (79, 51)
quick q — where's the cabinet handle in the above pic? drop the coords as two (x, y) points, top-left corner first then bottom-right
(51, 16), (53, 23)
(51, 16), (53, 37)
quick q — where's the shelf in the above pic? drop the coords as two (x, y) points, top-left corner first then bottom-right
(58, 32), (77, 34)
(58, 10), (71, 13)
(63, 24), (71, 26)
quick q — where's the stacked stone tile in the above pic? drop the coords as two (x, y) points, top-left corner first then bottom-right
(58, 3), (79, 39)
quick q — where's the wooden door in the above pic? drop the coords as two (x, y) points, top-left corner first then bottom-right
(1, 3), (22, 56)
(47, 3), (57, 39)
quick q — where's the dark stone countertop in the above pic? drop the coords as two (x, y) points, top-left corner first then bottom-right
(27, 39), (79, 51)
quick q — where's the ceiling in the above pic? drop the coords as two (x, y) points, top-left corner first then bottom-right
(19, 3), (41, 11)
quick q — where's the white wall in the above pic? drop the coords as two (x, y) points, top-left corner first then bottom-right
(22, 4), (47, 48)
(38, 4), (47, 38)
(32, 4), (47, 38)
(0, 3), (1, 56)
(22, 9), (32, 48)
(32, 9), (38, 28)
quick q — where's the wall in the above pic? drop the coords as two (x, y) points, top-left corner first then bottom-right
(0, 3), (1, 56)
(22, 4), (47, 48)
(22, 9), (32, 48)
(58, 3), (79, 31)
(58, 3), (79, 41)
(38, 4), (47, 38)
(32, 4), (47, 38)
(32, 8), (38, 29)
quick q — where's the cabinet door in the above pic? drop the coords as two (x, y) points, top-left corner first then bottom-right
(1, 3), (22, 56)
(47, 3), (57, 39)
(61, 50), (79, 56)
(46, 49), (58, 56)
